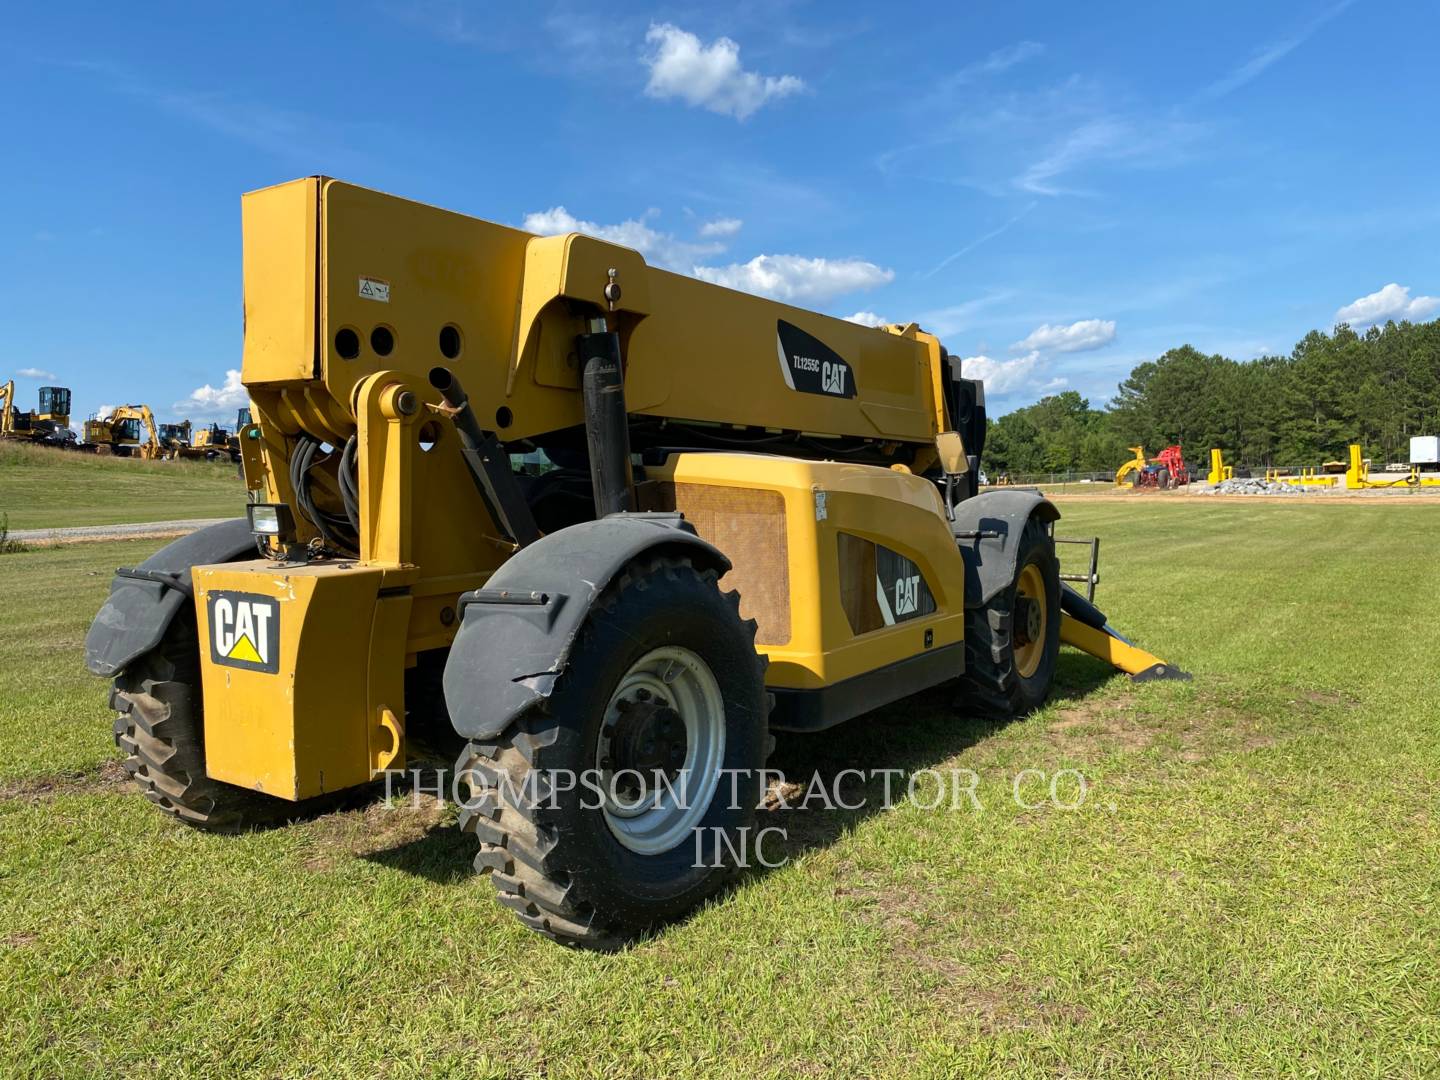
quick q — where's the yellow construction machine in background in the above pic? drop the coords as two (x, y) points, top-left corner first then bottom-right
(1116, 445), (1189, 488)
(1259, 445), (1440, 490)
(86, 177), (1189, 949)
(160, 416), (247, 461)
(159, 421), (193, 457)
(1206, 445), (1440, 490)
(190, 422), (233, 459)
(1206, 448), (1233, 485)
(1115, 446), (1148, 485)
(83, 405), (162, 458)
(1, 381), (73, 445)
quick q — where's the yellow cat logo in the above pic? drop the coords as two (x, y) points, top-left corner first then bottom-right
(207, 592), (280, 673)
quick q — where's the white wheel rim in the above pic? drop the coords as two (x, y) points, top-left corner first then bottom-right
(595, 646), (726, 855)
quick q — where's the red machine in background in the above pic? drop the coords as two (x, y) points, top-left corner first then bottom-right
(1116, 444), (1191, 488)
(1147, 445), (1190, 487)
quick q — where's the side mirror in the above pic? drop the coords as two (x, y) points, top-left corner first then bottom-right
(936, 431), (969, 475)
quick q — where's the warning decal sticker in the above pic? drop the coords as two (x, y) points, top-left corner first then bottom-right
(358, 276), (390, 302)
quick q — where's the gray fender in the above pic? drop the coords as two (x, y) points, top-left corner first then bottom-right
(84, 519), (255, 678)
(443, 512), (730, 741)
(951, 490), (1061, 608)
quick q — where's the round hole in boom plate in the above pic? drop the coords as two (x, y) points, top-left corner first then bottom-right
(418, 420), (442, 452)
(494, 406), (513, 429)
(438, 324), (463, 359)
(335, 328), (361, 360)
(371, 325), (395, 356)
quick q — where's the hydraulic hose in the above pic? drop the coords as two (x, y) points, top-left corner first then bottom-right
(429, 367), (541, 547)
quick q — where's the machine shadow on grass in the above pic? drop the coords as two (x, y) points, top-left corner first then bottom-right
(355, 652), (1120, 918)
(745, 652), (1115, 871)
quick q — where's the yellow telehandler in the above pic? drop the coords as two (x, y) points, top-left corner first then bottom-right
(86, 178), (1186, 947)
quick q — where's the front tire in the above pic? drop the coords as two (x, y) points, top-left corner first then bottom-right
(956, 515), (1061, 719)
(456, 554), (769, 949)
(112, 604), (345, 830)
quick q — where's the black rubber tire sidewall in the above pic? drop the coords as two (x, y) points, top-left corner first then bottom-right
(1008, 521), (1061, 714)
(532, 563), (766, 925)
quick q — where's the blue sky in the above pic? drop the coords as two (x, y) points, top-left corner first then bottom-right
(4, 0), (1436, 425)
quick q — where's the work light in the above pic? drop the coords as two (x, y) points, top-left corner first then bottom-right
(246, 503), (296, 542)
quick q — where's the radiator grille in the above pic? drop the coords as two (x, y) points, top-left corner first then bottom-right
(643, 482), (791, 645)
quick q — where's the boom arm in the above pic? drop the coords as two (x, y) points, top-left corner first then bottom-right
(239, 179), (953, 471)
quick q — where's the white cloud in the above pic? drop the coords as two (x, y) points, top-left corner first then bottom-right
(1002, 89), (1206, 199)
(176, 370), (248, 417)
(958, 352), (1040, 395)
(925, 202), (1037, 279)
(1335, 283), (1440, 328)
(62, 59), (363, 170)
(843, 311), (889, 327)
(918, 292), (1015, 338)
(1016, 118), (1129, 196)
(16, 367), (56, 379)
(1013, 318), (1116, 354)
(950, 41), (1044, 84)
(693, 255), (892, 304)
(522, 206), (724, 271)
(698, 216), (743, 238)
(524, 206), (888, 304)
(94, 405), (116, 420)
(643, 23), (805, 120)
(1197, 0), (1355, 101)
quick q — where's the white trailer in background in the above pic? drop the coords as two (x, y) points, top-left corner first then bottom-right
(1410, 436), (1440, 471)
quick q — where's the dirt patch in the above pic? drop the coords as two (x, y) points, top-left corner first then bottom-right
(302, 794), (449, 872)
(1042, 691), (1304, 765)
(932, 972), (1095, 1034)
(3, 931), (39, 949)
(1292, 688), (1359, 708)
(869, 898), (1094, 1035)
(0, 758), (130, 803)
(761, 778), (807, 810)
(1046, 698), (1154, 752)
(1046, 698), (1112, 731)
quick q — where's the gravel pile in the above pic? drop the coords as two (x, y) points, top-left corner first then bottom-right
(1201, 478), (1309, 496)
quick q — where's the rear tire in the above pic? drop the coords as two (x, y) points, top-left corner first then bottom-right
(112, 603), (345, 830)
(456, 554), (769, 949)
(956, 516), (1061, 720)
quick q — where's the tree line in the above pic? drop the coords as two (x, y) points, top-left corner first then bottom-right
(983, 318), (1440, 475)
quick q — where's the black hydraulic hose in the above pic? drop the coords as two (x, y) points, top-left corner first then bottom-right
(1059, 582), (1108, 631)
(429, 368), (541, 547)
(339, 435), (360, 534)
(288, 433), (358, 555)
(576, 330), (634, 518)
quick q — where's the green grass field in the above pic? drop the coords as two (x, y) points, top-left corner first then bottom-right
(2, 499), (1436, 1077)
(0, 443), (242, 530)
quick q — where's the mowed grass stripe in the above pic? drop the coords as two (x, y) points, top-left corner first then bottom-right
(0, 442), (241, 530)
(0, 499), (1436, 1076)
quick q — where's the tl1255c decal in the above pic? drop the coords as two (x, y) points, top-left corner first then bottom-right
(776, 320), (857, 399)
